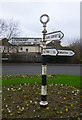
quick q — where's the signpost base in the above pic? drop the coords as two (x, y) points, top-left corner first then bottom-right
(40, 101), (48, 106)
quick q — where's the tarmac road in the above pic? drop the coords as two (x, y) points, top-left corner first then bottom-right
(2, 63), (81, 76)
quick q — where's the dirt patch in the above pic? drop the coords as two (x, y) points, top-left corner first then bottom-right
(2, 84), (81, 119)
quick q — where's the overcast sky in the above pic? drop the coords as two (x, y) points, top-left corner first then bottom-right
(0, 1), (81, 46)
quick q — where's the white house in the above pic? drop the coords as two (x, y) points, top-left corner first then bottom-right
(0, 38), (42, 54)
(18, 45), (41, 53)
(0, 37), (62, 54)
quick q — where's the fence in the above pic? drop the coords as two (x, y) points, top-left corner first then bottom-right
(2, 53), (73, 63)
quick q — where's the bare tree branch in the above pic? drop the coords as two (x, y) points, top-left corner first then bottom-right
(0, 19), (20, 39)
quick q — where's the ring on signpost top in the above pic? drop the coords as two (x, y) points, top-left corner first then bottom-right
(40, 14), (50, 25)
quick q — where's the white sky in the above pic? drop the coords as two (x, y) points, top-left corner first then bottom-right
(0, 0), (81, 46)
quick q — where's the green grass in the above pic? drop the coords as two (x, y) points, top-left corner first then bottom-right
(2, 75), (81, 88)
(48, 75), (81, 88)
(3, 77), (42, 86)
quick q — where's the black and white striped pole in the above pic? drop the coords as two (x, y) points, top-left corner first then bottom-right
(40, 14), (50, 106)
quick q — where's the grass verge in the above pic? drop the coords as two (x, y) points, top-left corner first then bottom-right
(2, 75), (81, 88)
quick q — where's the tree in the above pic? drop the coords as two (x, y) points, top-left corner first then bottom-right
(69, 39), (82, 63)
(0, 19), (20, 39)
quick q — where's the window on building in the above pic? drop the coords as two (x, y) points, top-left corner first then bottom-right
(26, 49), (28, 52)
(20, 47), (23, 50)
(46, 50), (49, 53)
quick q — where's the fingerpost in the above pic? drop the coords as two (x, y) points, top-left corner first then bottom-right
(40, 14), (50, 106)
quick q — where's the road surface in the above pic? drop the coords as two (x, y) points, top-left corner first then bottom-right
(2, 63), (81, 76)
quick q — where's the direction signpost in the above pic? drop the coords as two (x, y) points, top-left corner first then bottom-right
(57, 50), (75, 56)
(39, 14), (75, 107)
(40, 31), (64, 47)
(40, 14), (49, 106)
(8, 38), (42, 45)
(8, 14), (75, 107)
(41, 49), (75, 56)
(42, 49), (58, 56)
(45, 31), (64, 41)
